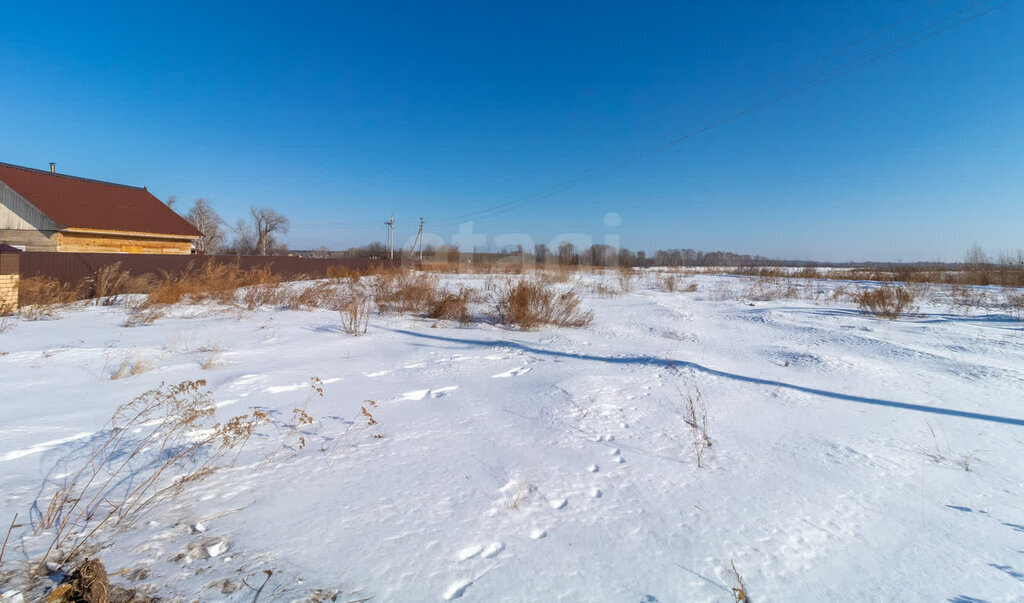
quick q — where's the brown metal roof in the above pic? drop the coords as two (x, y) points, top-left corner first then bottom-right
(0, 162), (201, 238)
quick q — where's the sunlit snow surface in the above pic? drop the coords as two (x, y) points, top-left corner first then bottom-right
(1, 272), (1022, 601)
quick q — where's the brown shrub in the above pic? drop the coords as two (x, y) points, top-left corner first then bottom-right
(142, 262), (281, 308)
(122, 306), (165, 327)
(1003, 288), (1024, 320)
(795, 266), (821, 279)
(854, 285), (915, 320)
(495, 279), (593, 330)
(617, 267), (634, 293)
(590, 281), (620, 298)
(18, 276), (81, 319)
(657, 274), (678, 292)
(948, 284), (989, 315)
(340, 296), (372, 335)
(240, 282), (289, 310)
(111, 353), (152, 380)
(91, 262), (132, 305)
(287, 281), (342, 311)
(428, 288), (473, 323)
(372, 272), (442, 314)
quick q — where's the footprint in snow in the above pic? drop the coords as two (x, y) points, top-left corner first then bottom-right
(492, 366), (531, 378)
(592, 488), (603, 499)
(266, 383), (306, 394)
(1, 431), (94, 462)
(430, 386), (460, 398)
(457, 545), (484, 561)
(530, 529), (548, 540)
(482, 542), (505, 558)
(550, 498), (568, 510)
(458, 542), (504, 561)
(443, 579), (473, 600)
(398, 389), (430, 401)
(588, 465), (599, 473)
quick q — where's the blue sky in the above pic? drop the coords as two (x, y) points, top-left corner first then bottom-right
(1, 0), (1021, 261)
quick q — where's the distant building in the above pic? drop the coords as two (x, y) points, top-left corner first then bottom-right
(0, 162), (200, 254)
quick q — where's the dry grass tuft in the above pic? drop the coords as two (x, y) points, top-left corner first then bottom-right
(143, 262), (281, 308)
(730, 559), (750, 602)
(18, 277), (81, 320)
(200, 345), (222, 370)
(680, 385), (712, 468)
(1004, 288), (1024, 320)
(372, 272), (442, 314)
(111, 353), (152, 380)
(948, 284), (989, 315)
(91, 262), (132, 305)
(121, 305), (165, 328)
(427, 288), (473, 323)
(340, 295), (372, 335)
(590, 279), (621, 298)
(33, 380), (271, 571)
(854, 285), (915, 320)
(47, 557), (110, 603)
(495, 278), (593, 330)
(617, 267), (635, 293)
(657, 274), (678, 292)
(287, 280), (342, 311)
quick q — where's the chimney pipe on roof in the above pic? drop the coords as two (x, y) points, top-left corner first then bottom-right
(49, 163), (55, 174)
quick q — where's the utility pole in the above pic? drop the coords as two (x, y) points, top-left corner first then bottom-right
(413, 217), (424, 263)
(385, 214), (395, 261)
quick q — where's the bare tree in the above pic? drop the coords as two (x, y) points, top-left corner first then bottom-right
(185, 198), (225, 254)
(251, 207), (289, 256)
(557, 241), (576, 266)
(165, 195), (178, 212)
(230, 207), (290, 256)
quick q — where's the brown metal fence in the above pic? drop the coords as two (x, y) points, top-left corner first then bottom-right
(18, 252), (392, 290)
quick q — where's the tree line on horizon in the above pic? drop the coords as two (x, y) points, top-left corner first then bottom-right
(165, 197), (1021, 270)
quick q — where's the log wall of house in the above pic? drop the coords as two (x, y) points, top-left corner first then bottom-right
(55, 231), (194, 254)
(0, 228), (59, 251)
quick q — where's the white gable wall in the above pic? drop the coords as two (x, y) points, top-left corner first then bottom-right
(0, 179), (60, 230)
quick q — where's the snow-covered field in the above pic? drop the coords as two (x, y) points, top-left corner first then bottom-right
(1, 272), (1023, 601)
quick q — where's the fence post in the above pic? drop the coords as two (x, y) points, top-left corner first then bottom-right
(0, 244), (21, 312)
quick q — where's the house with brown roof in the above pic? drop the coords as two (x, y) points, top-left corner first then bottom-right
(0, 162), (200, 254)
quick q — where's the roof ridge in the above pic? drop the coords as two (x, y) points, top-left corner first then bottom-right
(0, 161), (146, 191)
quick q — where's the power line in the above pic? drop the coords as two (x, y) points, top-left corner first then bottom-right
(432, 0), (1015, 227)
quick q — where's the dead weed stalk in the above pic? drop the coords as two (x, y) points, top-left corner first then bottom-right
(33, 380), (271, 573)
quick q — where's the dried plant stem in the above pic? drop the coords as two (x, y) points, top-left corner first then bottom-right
(0, 513), (17, 566)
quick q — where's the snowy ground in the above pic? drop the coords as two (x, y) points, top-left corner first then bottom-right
(1, 272), (1023, 601)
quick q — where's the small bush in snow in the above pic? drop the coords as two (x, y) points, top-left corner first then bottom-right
(1004, 288), (1024, 320)
(372, 272), (442, 314)
(495, 279), (592, 330)
(428, 288), (473, 323)
(17, 276), (81, 320)
(854, 285), (915, 320)
(681, 385), (712, 468)
(340, 295), (372, 335)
